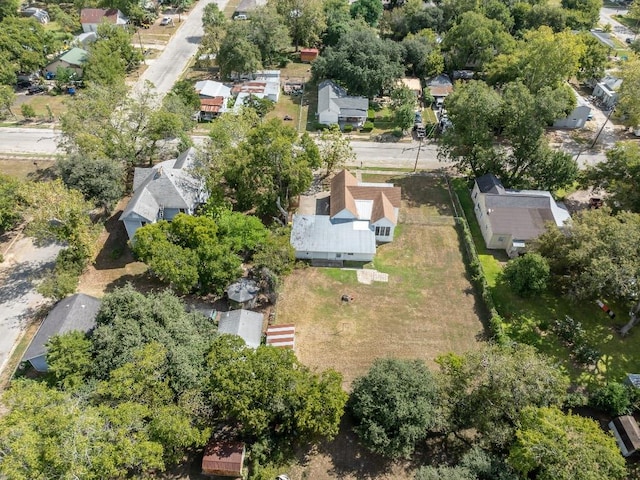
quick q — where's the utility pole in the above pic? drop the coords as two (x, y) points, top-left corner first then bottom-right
(137, 29), (146, 65)
(590, 105), (616, 150)
(413, 138), (423, 172)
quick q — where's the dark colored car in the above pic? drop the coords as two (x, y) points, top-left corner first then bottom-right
(27, 85), (46, 95)
(16, 80), (32, 90)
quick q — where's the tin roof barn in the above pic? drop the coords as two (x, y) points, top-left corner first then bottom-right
(22, 293), (100, 372)
(202, 440), (245, 477)
(266, 324), (295, 349)
(218, 309), (264, 349)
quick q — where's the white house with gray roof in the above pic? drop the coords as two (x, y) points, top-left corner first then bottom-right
(120, 147), (208, 240)
(472, 174), (571, 257)
(317, 80), (369, 128)
(217, 309), (264, 349)
(22, 293), (100, 372)
(290, 169), (401, 264)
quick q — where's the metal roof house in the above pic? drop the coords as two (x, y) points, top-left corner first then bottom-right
(227, 278), (259, 310)
(195, 80), (231, 120)
(44, 48), (88, 78)
(472, 173), (571, 257)
(80, 8), (128, 33)
(593, 75), (622, 109)
(202, 440), (246, 477)
(119, 147), (208, 240)
(290, 169), (401, 265)
(22, 293), (100, 372)
(317, 80), (369, 128)
(609, 415), (640, 457)
(217, 310), (264, 349)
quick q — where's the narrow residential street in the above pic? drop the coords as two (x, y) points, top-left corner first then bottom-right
(131, 0), (230, 102)
(599, 6), (635, 43)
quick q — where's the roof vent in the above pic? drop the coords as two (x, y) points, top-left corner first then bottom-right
(154, 166), (163, 179)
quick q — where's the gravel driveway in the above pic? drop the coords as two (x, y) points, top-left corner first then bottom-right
(0, 237), (62, 374)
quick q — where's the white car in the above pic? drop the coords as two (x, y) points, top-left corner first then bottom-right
(160, 16), (172, 26)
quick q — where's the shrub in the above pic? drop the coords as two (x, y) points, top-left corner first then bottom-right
(361, 121), (374, 132)
(343, 124), (353, 133)
(392, 127), (403, 137)
(367, 108), (375, 121)
(590, 383), (632, 415)
(37, 270), (79, 301)
(502, 253), (550, 297)
(315, 122), (329, 131)
(21, 104), (36, 120)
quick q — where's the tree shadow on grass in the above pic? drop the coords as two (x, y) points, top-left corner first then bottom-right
(92, 208), (135, 270)
(103, 272), (166, 295)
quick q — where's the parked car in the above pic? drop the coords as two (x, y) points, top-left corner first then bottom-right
(16, 80), (32, 90)
(414, 112), (423, 125)
(27, 85), (46, 95)
(160, 16), (172, 25)
(234, 14), (248, 20)
(626, 37), (633, 44)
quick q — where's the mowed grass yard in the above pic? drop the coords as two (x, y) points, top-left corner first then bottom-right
(277, 174), (485, 390)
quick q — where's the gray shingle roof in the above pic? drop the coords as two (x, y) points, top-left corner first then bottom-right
(475, 173), (504, 194)
(318, 80), (368, 118)
(218, 310), (264, 349)
(227, 279), (259, 303)
(485, 194), (555, 241)
(120, 147), (205, 222)
(23, 293), (100, 362)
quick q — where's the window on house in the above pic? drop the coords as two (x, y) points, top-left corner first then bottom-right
(141, 222), (147, 226)
(498, 236), (505, 242)
(473, 191), (478, 199)
(375, 226), (390, 236)
(179, 208), (186, 213)
(347, 253), (354, 256)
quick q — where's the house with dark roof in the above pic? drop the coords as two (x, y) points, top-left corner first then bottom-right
(227, 278), (259, 310)
(44, 47), (89, 78)
(21, 7), (50, 24)
(317, 80), (369, 128)
(472, 173), (571, 257)
(217, 310), (264, 349)
(425, 74), (453, 108)
(119, 147), (208, 240)
(80, 8), (128, 33)
(22, 293), (100, 372)
(290, 169), (401, 264)
(609, 415), (640, 457)
(202, 440), (246, 477)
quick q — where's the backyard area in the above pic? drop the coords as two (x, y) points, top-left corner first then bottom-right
(453, 179), (640, 386)
(277, 174), (485, 390)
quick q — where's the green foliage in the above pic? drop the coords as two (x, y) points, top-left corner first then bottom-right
(342, 123), (353, 132)
(581, 142), (640, 213)
(350, 0), (383, 26)
(437, 344), (569, 448)
(361, 121), (374, 132)
(618, 58), (640, 128)
(37, 269), (79, 301)
(502, 253), (550, 297)
(318, 124), (356, 174)
(0, 85), (16, 118)
(415, 466), (474, 480)
(207, 336), (347, 453)
(590, 382), (633, 415)
(395, 103), (415, 132)
(534, 208), (640, 302)
(247, 7), (292, 65)
(217, 23), (263, 79)
(576, 32), (608, 82)
(252, 227), (295, 276)
(56, 155), (125, 211)
(0, 0), (20, 21)
(91, 285), (217, 395)
(312, 28), (404, 98)
(212, 208), (269, 255)
(350, 358), (440, 458)
(562, 0), (602, 29)
(400, 30), (444, 78)
(551, 316), (601, 366)
(84, 23), (142, 85)
(46, 331), (92, 390)
(0, 174), (22, 232)
(508, 406), (627, 480)
(170, 79), (201, 111)
(133, 214), (244, 294)
(20, 103), (35, 119)
(242, 95), (276, 117)
(0, 17), (58, 75)
(274, 0), (325, 49)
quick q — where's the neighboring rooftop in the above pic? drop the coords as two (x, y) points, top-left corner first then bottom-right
(475, 173), (505, 194)
(202, 440), (245, 476)
(80, 8), (126, 24)
(57, 47), (89, 67)
(195, 80), (231, 99)
(318, 80), (369, 118)
(426, 74), (453, 96)
(227, 278), (259, 304)
(330, 169), (401, 221)
(22, 294), (100, 362)
(610, 415), (640, 457)
(290, 214), (377, 256)
(218, 309), (264, 349)
(266, 324), (295, 349)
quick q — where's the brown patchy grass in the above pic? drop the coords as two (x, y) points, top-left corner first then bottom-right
(0, 159), (56, 180)
(277, 174), (484, 389)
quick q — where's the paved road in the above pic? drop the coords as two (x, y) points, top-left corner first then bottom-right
(600, 6), (635, 43)
(0, 238), (62, 374)
(132, 0), (229, 102)
(0, 127), (60, 155)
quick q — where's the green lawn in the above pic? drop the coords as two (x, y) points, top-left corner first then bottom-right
(453, 179), (640, 387)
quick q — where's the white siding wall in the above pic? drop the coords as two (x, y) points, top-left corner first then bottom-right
(319, 110), (339, 125)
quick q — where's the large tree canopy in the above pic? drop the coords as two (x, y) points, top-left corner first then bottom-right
(0, 17), (58, 76)
(509, 406), (626, 480)
(207, 335), (347, 453)
(349, 358), (440, 458)
(437, 344), (569, 448)
(312, 28), (404, 98)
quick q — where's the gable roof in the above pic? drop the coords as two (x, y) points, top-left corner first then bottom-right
(484, 195), (555, 241)
(58, 47), (89, 67)
(290, 214), (377, 255)
(202, 441), (245, 475)
(475, 173), (505, 194)
(318, 80), (369, 118)
(120, 147), (204, 222)
(23, 294), (100, 362)
(218, 310), (264, 349)
(80, 8), (125, 25)
(194, 80), (231, 99)
(611, 416), (640, 455)
(371, 190), (396, 223)
(329, 170), (401, 223)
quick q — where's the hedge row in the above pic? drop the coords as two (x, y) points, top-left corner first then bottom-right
(452, 191), (508, 345)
